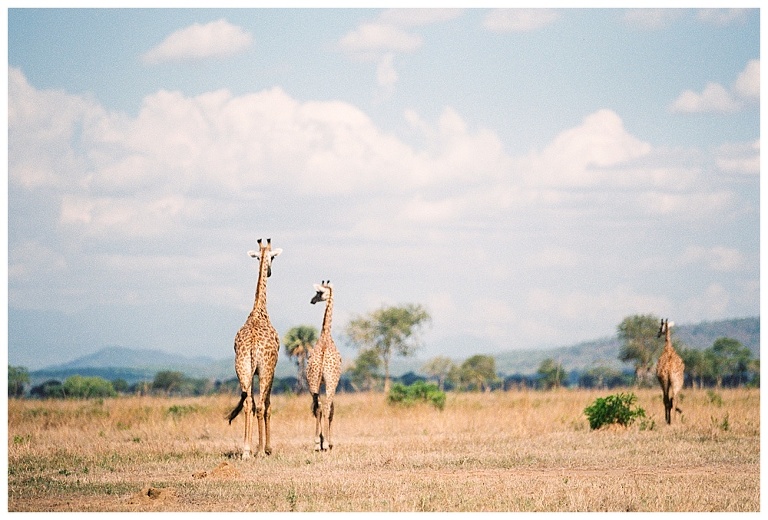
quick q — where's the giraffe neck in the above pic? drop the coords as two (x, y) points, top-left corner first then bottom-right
(251, 252), (270, 318)
(320, 292), (334, 339)
(664, 328), (673, 350)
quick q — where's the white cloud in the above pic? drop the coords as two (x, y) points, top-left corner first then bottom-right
(638, 190), (733, 219)
(8, 240), (68, 282)
(697, 8), (751, 27)
(141, 19), (253, 65)
(483, 8), (560, 32)
(671, 82), (741, 113)
(7, 67), (103, 189)
(715, 140), (760, 175)
(8, 69), (756, 335)
(338, 9), (460, 98)
(338, 23), (422, 56)
(733, 59), (760, 99)
(671, 60), (759, 113)
(375, 53), (398, 100)
(678, 246), (745, 272)
(623, 9), (683, 31)
(521, 109), (651, 186)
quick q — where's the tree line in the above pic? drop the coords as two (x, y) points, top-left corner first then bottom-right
(8, 309), (759, 399)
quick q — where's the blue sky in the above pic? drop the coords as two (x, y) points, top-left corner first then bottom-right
(5, 6), (761, 370)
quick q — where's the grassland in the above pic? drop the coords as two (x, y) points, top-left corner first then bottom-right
(7, 388), (759, 512)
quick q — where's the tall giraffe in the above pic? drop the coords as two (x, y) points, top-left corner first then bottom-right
(656, 318), (685, 425)
(228, 238), (282, 459)
(306, 280), (342, 451)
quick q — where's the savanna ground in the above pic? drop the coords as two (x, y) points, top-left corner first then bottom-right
(7, 388), (760, 512)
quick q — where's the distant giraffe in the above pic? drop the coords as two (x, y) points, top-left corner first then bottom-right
(306, 280), (342, 451)
(228, 238), (282, 459)
(656, 318), (685, 425)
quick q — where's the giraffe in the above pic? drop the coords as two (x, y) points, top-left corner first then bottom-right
(228, 238), (282, 459)
(306, 280), (342, 451)
(656, 318), (685, 425)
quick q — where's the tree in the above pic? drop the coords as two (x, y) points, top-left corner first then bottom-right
(62, 375), (117, 398)
(30, 379), (65, 399)
(8, 365), (30, 398)
(283, 325), (319, 394)
(578, 365), (630, 389)
(708, 337), (752, 387)
(679, 347), (713, 389)
(617, 314), (663, 387)
(152, 371), (186, 394)
(459, 355), (498, 392)
(537, 358), (564, 390)
(345, 304), (431, 392)
(421, 356), (456, 391)
(346, 348), (382, 392)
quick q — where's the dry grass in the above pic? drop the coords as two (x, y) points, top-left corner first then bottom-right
(7, 387), (759, 512)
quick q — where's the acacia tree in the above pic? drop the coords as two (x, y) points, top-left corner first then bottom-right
(459, 354), (498, 392)
(284, 325), (319, 393)
(8, 365), (30, 398)
(422, 356), (456, 391)
(617, 314), (664, 387)
(346, 348), (382, 391)
(679, 347), (712, 389)
(708, 337), (752, 387)
(345, 304), (431, 392)
(537, 358), (564, 390)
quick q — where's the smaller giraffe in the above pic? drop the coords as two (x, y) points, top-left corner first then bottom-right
(306, 280), (342, 451)
(656, 318), (685, 425)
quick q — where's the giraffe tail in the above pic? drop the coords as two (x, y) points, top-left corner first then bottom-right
(311, 393), (320, 418)
(228, 391), (247, 424)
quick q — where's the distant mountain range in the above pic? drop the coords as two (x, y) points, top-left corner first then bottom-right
(28, 317), (758, 385)
(494, 317), (759, 375)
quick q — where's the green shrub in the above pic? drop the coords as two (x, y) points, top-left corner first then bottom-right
(62, 375), (117, 399)
(166, 404), (201, 418)
(583, 392), (645, 430)
(388, 381), (446, 410)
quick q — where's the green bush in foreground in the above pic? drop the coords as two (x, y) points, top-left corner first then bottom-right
(388, 380), (446, 410)
(584, 392), (645, 430)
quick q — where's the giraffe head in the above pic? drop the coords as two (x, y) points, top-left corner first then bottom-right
(311, 280), (332, 304)
(657, 318), (674, 338)
(247, 238), (282, 277)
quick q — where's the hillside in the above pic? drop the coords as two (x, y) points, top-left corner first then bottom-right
(28, 317), (758, 385)
(494, 316), (760, 375)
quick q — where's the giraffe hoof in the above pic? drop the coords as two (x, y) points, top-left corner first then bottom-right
(264, 447), (273, 456)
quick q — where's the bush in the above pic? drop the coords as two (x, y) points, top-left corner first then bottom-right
(62, 375), (117, 399)
(388, 380), (446, 410)
(583, 392), (645, 430)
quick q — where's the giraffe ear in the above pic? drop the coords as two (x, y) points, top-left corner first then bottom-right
(668, 321), (675, 328)
(313, 284), (323, 292)
(270, 248), (283, 260)
(247, 250), (259, 259)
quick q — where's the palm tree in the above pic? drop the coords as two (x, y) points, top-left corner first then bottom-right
(283, 325), (319, 394)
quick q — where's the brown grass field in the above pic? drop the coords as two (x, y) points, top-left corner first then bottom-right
(6, 387), (760, 512)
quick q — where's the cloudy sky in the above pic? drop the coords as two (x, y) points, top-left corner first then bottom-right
(5, 7), (760, 370)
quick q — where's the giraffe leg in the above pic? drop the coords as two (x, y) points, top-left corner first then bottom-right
(263, 390), (273, 455)
(242, 393), (253, 460)
(324, 388), (337, 451)
(312, 393), (323, 451)
(326, 399), (335, 451)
